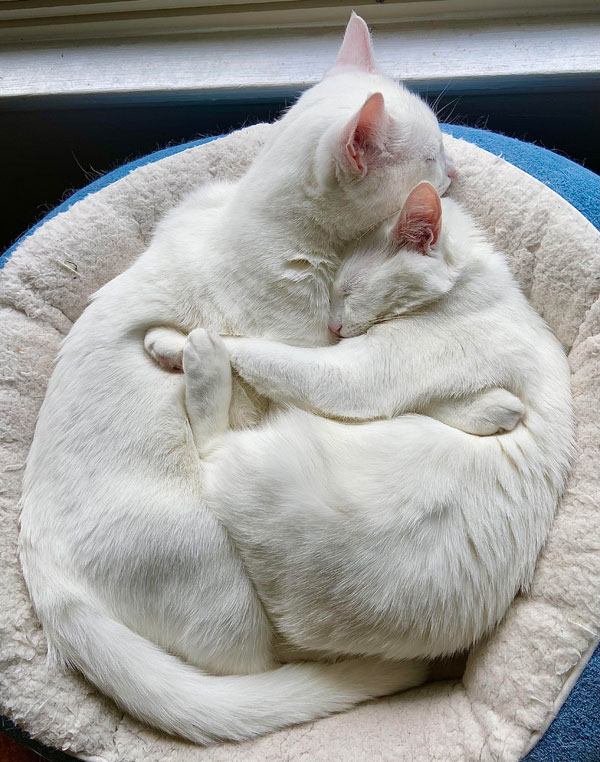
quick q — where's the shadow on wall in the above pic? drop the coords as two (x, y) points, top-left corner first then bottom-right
(1, 74), (598, 254)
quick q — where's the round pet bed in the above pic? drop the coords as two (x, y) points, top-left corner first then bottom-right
(0, 124), (599, 762)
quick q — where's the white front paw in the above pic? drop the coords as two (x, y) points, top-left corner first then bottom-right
(476, 389), (526, 435)
(144, 327), (186, 372)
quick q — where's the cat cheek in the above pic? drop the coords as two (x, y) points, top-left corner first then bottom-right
(443, 148), (457, 179)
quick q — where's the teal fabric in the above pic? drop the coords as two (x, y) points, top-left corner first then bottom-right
(441, 125), (600, 231)
(523, 643), (600, 761)
(1, 126), (598, 760)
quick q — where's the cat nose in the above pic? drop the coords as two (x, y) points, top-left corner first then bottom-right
(329, 323), (343, 336)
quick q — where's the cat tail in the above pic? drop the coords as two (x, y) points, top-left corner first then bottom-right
(44, 597), (425, 744)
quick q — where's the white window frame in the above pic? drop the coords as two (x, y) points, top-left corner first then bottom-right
(1, 1), (599, 99)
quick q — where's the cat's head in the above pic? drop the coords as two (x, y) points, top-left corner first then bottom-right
(256, 14), (455, 241)
(329, 182), (460, 337)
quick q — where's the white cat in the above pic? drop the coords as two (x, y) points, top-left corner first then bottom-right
(18, 15), (454, 745)
(171, 181), (573, 667)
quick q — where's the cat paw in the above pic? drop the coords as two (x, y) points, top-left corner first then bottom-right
(472, 388), (526, 435)
(183, 329), (232, 395)
(144, 327), (186, 372)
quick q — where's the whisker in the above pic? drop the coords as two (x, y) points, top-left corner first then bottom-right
(431, 82), (453, 116)
(436, 97), (461, 124)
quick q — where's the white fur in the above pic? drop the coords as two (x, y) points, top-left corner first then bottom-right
(18, 16), (450, 745)
(193, 195), (575, 663)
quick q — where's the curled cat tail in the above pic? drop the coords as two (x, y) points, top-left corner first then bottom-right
(43, 596), (425, 744)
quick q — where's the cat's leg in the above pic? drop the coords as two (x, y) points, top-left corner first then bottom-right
(222, 335), (389, 420)
(223, 336), (519, 427)
(144, 326), (186, 371)
(183, 328), (232, 455)
(425, 388), (525, 435)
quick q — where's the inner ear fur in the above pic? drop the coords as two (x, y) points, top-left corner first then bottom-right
(392, 183), (442, 255)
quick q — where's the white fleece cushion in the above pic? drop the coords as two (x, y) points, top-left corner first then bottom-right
(1, 123), (599, 762)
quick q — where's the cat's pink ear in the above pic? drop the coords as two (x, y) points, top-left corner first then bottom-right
(342, 92), (387, 177)
(335, 12), (377, 72)
(392, 183), (442, 255)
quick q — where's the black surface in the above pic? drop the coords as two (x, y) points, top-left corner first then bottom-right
(1, 74), (598, 255)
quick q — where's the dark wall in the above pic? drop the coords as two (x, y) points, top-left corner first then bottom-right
(1, 75), (598, 254)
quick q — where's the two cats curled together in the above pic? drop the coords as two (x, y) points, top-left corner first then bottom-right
(19, 13), (573, 746)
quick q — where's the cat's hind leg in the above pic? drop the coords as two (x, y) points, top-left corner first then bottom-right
(144, 326), (186, 371)
(184, 329), (232, 454)
(426, 388), (525, 436)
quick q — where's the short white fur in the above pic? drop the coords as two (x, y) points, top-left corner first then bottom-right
(18, 15), (453, 745)
(187, 183), (574, 664)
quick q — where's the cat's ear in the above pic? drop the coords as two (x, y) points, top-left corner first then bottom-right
(341, 92), (388, 177)
(392, 183), (442, 255)
(335, 12), (377, 72)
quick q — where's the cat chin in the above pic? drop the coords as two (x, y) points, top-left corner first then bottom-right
(334, 323), (360, 338)
(438, 174), (452, 196)
(338, 319), (383, 338)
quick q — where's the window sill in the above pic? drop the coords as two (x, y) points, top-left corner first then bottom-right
(1, 14), (599, 100)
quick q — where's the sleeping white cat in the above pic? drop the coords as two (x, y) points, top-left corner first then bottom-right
(174, 182), (573, 664)
(18, 15), (454, 746)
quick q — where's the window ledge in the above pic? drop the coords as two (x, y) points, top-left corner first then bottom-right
(1, 15), (599, 100)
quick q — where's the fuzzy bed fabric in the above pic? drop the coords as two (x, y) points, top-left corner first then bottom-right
(1, 123), (599, 762)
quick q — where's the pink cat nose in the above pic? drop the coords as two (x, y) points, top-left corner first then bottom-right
(329, 323), (343, 336)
